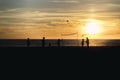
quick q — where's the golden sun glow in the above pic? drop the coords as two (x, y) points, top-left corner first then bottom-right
(85, 19), (101, 35)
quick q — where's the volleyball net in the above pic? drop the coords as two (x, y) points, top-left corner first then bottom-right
(61, 32), (78, 39)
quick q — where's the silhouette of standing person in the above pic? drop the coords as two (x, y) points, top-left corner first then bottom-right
(86, 37), (89, 47)
(27, 38), (30, 47)
(42, 37), (45, 47)
(81, 38), (84, 47)
(48, 43), (51, 47)
(57, 39), (61, 47)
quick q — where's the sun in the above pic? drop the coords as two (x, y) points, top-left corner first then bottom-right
(85, 19), (100, 35)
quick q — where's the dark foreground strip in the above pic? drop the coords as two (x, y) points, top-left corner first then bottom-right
(0, 46), (120, 64)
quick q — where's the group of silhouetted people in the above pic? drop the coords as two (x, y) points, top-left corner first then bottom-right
(41, 37), (61, 47)
(26, 37), (89, 47)
(26, 37), (62, 47)
(26, 37), (46, 47)
(81, 37), (89, 47)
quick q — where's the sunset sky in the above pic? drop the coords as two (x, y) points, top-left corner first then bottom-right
(0, 0), (120, 39)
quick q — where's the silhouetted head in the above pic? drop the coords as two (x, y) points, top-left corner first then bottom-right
(86, 37), (89, 39)
(43, 37), (45, 39)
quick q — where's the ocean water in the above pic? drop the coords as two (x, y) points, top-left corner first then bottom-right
(0, 39), (120, 47)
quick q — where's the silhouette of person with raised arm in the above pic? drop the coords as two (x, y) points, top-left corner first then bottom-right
(57, 39), (61, 47)
(86, 37), (89, 47)
(42, 37), (45, 47)
(81, 38), (84, 47)
(27, 38), (30, 47)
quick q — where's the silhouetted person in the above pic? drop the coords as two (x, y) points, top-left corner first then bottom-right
(86, 37), (89, 47)
(81, 38), (84, 47)
(42, 37), (45, 47)
(27, 38), (30, 47)
(61, 39), (64, 46)
(57, 39), (61, 47)
(49, 43), (51, 47)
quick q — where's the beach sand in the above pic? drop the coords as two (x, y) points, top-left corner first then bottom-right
(0, 46), (120, 64)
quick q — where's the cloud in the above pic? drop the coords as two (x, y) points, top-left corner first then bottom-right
(0, 0), (120, 38)
(51, 0), (79, 3)
(0, 6), (120, 28)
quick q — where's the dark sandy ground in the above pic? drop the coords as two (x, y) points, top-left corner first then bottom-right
(0, 46), (120, 64)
